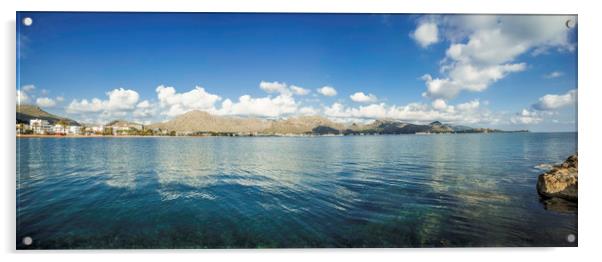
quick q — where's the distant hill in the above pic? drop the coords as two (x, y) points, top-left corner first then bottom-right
(263, 115), (345, 134)
(147, 110), (271, 133)
(148, 111), (344, 135)
(345, 119), (442, 134)
(106, 120), (143, 129)
(16, 104), (79, 126)
(146, 110), (519, 135)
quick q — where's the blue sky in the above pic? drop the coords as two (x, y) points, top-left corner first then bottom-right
(16, 12), (577, 131)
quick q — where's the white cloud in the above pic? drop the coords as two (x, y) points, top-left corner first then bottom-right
(290, 85), (310, 96)
(67, 88), (140, 115)
(64, 82), (320, 122)
(67, 98), (106, 113)
(419, 15), (576, 100)
(17, 85), (36, 105)
(350, 92), (378, 103)
(532, 89), (577, 111)
(216, 93), (298, 118)
(259, 81), (288, 94)
(511, 109), (543, 124)
(137, 100), (152, 109)
(214, 82), (320, 118)
(156, 85), (221, 117)
(260, 81), (311, 96)
(543, 71), (564, 79)
(431, 99), (448, 111)
(317, 86), (337, 97)
(56, 96), (64, 102)
(22, 85), (36, 93)
(324, 100), (490, 125)
(106, 88), (139, 111)
(411, 22), (439, 48)
(36, 97), (57, 108)
(456, 99), (480, 111)
(422, 63), (527, 100)
(133, 100), (157, 118)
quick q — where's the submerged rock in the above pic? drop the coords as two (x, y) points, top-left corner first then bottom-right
(536, 154), (578, 201)
(540, 197), (577, 213)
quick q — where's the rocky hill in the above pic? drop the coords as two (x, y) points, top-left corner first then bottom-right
(146, 110), (516, 135)
(16, 104), (79, 126)
(346, 120), (455, 134)
(263, 115), (345, 135)
(147, 110), (271, 133)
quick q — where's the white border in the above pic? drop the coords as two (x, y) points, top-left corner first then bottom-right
(2, 1), (600, 262)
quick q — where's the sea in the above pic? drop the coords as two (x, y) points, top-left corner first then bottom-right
(16, 132), (578, 248)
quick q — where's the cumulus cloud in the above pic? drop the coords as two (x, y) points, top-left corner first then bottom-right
(290, 85), (310, 96)
(216, 93), (298, 118)
(17, 85), (37, 105)
(418, 15), (576, 100)
(67, 98), (106, 113)
(36, 97), (57, 108)
(317, 86), (337, 97)
(456, 99), (480, 111)
(133, 100), (157, 117)
(543, 71), (564, 79)
(350, 92), (378, 103)
(156, 85), (221, 117)
(67, 88), (140, 115)
(430, 99), (480, 113)
(411, 22), (439, 48)
(22, 85), (36, 93)
(64, 81), (321, 122)
(260, 81), (311, 96)
(324, 99), (489, 124)
(511, 109), (543, 124)
(431, 99), (448, 111)
(214, 82), (321, 117)
(259, 81), (288, 94)
(532, 89), (577, 111)
(56, 96), (64, 102)
(106, 88), (140, 111)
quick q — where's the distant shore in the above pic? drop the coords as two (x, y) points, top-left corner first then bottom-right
(16, 134), (176, 138)
(16, 131), (543, 139)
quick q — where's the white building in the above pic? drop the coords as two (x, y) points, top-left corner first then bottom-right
(30, 119), (51, 134)
(67, 125), (81, 135)
(53, 124), (66, 135)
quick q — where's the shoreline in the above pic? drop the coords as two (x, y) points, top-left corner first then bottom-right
(16, 131), (568, 139)
(16, 134), (188, 138)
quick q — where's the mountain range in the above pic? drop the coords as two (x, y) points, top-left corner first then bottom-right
(148, 110), (512, 135)
(16, 105), (520, 135)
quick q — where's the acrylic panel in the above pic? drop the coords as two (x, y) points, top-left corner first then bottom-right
(16, 12), (578, 249)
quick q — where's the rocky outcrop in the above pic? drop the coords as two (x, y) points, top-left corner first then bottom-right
(537, 154), (578, 201)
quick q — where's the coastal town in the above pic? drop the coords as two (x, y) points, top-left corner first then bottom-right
(15, 118), (345, 137)
(16, 119), (167, 137)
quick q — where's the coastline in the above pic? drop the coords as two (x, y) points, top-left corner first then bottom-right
(16, 131), (561, 139)
(16, 134), (181, 139)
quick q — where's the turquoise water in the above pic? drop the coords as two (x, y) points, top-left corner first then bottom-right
(17, 133), (577, 248)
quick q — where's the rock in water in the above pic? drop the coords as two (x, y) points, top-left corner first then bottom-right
(536, 154), (578, 201)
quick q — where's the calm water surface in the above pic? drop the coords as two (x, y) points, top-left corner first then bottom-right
(17, 133), (577, 248)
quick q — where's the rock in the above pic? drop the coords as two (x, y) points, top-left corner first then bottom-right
(536, 154), (578, 201)
(540, 197), (577, 213)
